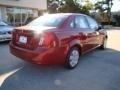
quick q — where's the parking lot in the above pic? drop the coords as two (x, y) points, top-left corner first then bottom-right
(0, 29), (120, 90)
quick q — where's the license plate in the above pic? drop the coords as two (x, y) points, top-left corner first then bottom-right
(19, 36), (27, 44)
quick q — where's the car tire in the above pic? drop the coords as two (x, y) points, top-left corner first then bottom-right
(65, 47), (80, 69)
(99, 37), (107, 50)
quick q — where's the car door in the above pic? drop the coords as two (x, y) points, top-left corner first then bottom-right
(86, 16), (102, 47)
(70, 15), (95, 53)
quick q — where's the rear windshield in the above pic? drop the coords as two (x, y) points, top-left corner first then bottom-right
(27, 14), (68, 27)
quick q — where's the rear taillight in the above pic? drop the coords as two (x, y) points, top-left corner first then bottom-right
(38, 32), (57, 48)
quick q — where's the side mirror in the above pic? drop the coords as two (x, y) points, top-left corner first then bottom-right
(96, 25), (103, 31)
(98, 24), (103, 29)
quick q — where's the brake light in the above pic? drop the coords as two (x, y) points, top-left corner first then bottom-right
(38, 32), (57, 48)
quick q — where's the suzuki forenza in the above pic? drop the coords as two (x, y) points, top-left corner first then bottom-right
(9, 13), (107, 69)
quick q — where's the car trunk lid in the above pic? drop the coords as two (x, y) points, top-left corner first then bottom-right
(12, 26), (56, 50)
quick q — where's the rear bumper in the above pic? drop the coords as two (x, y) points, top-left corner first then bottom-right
(9, 42), (65, 64)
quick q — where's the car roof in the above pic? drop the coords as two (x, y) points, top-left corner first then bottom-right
(47, 13), (87, 17)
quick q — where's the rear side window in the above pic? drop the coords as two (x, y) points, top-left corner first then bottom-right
(86, 16), (98, 30)
(74, 16), (89, 29)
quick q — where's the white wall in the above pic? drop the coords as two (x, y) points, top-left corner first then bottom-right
(0, 0), (47, 10)
(0, 6), (6, 21)
(0, 8), (1, 20)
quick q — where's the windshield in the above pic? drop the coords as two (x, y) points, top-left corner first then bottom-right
(27, 14), (68, 27)
(0, 21), (7, 26)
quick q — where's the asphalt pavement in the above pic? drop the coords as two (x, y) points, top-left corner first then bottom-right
(0, 30), (120, 90)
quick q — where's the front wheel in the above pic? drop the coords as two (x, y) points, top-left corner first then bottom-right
(65, 47), (80, 69)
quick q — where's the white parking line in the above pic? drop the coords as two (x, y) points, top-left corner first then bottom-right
(0, 67), (23, 87)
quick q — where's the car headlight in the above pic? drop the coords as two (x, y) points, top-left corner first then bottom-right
(0, 32), (3, 35)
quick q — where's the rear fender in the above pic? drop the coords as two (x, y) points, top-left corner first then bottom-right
(69, 39), (82, 53)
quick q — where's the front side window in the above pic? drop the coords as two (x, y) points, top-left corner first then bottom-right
(86, 16), (98, 30)
(28, 14), (67, 27)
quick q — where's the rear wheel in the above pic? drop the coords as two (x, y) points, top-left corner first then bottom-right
(99, 37), (107, 50)
(65, 47), (80, 69)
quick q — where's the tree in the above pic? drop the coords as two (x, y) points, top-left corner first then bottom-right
(47, 0), (93, 15)
(47, 0), (59, 13)
(80, 0), (93, 15)
(58, 0), (81, 13)
(94, 0), (113, 24)
(113, 15), (120, 26)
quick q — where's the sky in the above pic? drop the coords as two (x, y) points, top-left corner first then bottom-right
(111, 0), (120, 12)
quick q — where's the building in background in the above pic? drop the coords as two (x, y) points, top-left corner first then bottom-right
(0, 0), (47, 26)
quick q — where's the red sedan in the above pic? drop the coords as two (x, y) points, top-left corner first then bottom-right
(9, 13), (107, 69)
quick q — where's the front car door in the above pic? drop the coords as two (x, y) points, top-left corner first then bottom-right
(86, 16), (103, 47)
